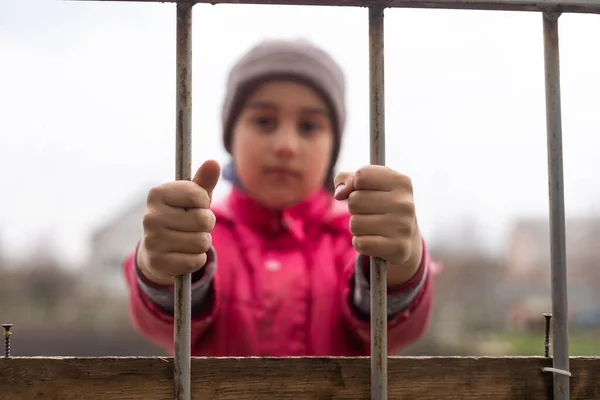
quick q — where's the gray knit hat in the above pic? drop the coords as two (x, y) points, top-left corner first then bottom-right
(221, 38), (346, 190)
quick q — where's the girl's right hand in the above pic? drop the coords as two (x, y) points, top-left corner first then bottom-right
(137, 160), (221, 286)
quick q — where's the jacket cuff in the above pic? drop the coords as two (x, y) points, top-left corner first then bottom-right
(351, 239), (429, 320)
(134, 242), (217, 316)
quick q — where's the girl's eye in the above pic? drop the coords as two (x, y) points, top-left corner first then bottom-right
(253, 116), (277, 131)
(298, 121), (319, 135)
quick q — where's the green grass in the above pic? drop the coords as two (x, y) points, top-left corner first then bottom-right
(486, 330), (600, 356)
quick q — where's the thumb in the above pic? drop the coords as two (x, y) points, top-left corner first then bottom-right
(192, 159), (221, 202)
(333, 171), (355, 200)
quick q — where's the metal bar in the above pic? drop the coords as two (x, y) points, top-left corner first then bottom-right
(369, 5), (388, 400)
(75, 0), (600, 14)
(542, 11), (570, 400)
(174, 2), (193, 400)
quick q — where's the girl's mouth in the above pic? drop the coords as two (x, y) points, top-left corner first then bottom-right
(263, 167), (301, 180)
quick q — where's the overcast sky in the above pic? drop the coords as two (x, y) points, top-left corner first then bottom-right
(1, 0), (599, 265)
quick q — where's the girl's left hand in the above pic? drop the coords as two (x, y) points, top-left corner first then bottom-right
(333, 165), (423, 286)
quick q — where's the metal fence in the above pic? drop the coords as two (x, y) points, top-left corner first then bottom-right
(18, 0), (600, 399)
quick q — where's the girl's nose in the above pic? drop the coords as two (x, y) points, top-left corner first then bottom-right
(272, 126), (299, 158)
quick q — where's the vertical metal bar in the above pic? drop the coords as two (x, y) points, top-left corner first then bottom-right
(174, 2), (193, 400)
(542, 11), (570, 400)
(368, 6), (388, 400)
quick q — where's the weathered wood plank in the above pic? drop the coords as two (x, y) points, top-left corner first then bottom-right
(1, 356), (599, 399)
(76, 0), (600, 14)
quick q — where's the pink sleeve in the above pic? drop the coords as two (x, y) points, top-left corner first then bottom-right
(340, 239), (434, 355)
(122, 242), (220, 353)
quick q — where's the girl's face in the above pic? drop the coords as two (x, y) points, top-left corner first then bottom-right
(231, 80), (334, 209)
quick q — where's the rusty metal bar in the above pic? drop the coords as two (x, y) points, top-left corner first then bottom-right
(174, 3), (193, 400)
(77, 0), (600, 14)
(542, 11), (570, 400)
(368, 6), (388, 400)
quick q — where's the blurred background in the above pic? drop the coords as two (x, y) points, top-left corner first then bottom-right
(1, 0), (599, 357)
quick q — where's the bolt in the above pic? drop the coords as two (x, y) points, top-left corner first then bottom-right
(2, 324), (12, 358)
(543, 313), (552, 357)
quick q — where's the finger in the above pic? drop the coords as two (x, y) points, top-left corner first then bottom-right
(146, 206), (216, 233)
(347, 190), (415, 215)
(193, 159), (221, 202)
(148, 252), (208, 276)
(349, 214), (414, 238)
(353, 165), (412, 192)
(144, 229), (212, 255)
(333, 171), (355, 200)
(352, 235), (408, 261)
(149, 182), (210, 209)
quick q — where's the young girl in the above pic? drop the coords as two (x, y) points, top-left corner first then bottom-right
(123, 38), (435, 356)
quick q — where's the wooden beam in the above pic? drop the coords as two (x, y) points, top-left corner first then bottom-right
(1, 356), (600, 399)
(73, 0), (600, 14)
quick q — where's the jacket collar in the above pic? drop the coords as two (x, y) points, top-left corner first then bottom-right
(215, 160), (349, 241)
(226, 186), (336, 241)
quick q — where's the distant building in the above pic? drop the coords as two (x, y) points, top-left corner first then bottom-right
(87, 196), (148, 295)
(506, 216), (600, 281)
(504, 215), (600, 329)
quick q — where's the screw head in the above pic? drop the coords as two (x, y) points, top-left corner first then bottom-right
(2, 324), (12, 331)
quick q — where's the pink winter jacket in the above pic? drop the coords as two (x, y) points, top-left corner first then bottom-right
(123, 186), (435, 356)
